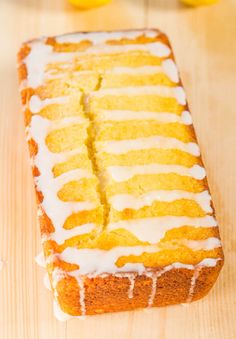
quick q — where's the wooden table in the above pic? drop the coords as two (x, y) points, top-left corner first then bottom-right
(0, 0), (235, 338)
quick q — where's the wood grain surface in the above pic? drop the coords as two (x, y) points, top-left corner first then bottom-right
(0, 0), (235, 338)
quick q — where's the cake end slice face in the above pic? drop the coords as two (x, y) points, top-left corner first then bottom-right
(17, 29), (224, 320)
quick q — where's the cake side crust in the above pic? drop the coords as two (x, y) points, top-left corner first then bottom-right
(56, 260), (223, 317)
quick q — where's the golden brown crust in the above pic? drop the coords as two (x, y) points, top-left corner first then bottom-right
(46, 37), (93, 52)
(39, 212), (55, 234)
(18, 44), (31, 63)
(56, 261), (223, 316)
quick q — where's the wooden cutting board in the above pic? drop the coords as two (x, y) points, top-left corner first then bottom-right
(0, 0), (235, 338)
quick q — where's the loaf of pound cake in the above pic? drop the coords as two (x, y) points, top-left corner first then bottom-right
(17, 29), (224, 320)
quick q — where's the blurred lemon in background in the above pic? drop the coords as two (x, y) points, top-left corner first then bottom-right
(68, 0), (111, 9)
(68, 0), (218, 9)
(181, 0), (218, 5)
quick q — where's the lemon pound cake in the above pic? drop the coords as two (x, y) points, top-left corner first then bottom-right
(18, 29), (224, 320)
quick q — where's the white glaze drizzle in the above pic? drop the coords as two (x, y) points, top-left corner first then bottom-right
(36, 168), (92, 190)
(83, 42), (171, 57)
(29, 95), (67, 113)
(107, 164), (206, 182)
(37, 206), (44, 217)
(149, 258), (221, 308)
(107, 216), (217, 243)
(28, 114), (97, 242)
(181, 110), (193, 125)
(76, 276), (86, 316)
(127, 274), (136, 299)
(96, 136), (200, 156)
(52, 268), (67, 292)
(58, 42), (171, 58)
(109, 190), (212, 213)
(181, 237), (221, 251)
(162, 59), (179, 83)
(52, 268), (86, 321)
(59, 246), (158, 275)
(43, 273), (52, 291)
(44, 223), (97, 245)
(35, 251), (59, 267)
(21, 42), (83, 89)
(50, 257), (221, 320)
(91, 85), (186, 106)
(145, 271), (159, 307)
(96, 109), (192, 125)
(186, 266), (202, 303)
(28, 115), (85, 145)
(105, 59), (179, 83)
(34, 143), (87, 168)
(113, 272), (136, 299)
(55, 29), (159, 44)
(56, 242), (218, 276)
(43, 60), (178, 85)
(35, 251), (46, 268)
(23, 41), (170, 88)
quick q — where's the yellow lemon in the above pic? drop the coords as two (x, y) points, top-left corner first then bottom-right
(68, 0), (111, 9)
(181, 0), (218, 5)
